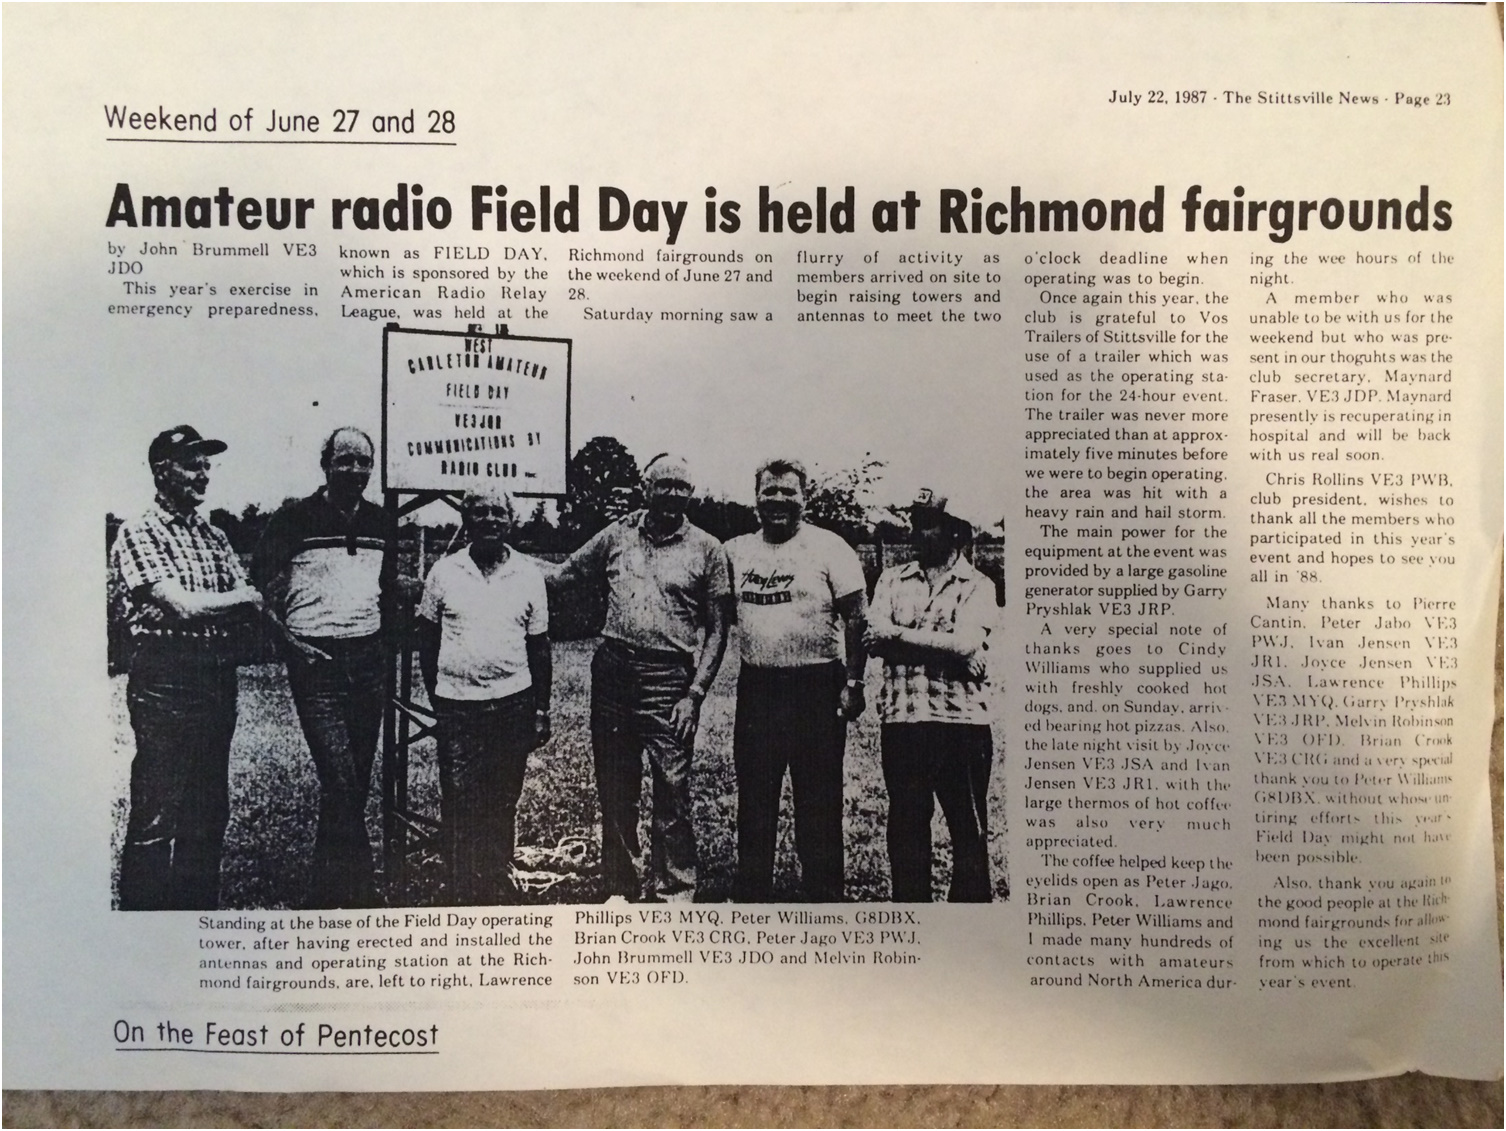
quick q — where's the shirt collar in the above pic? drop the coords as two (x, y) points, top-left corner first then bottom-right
(151, 495), (201, 525)
(463, 545), (518, 577)
(628, 509), (687, 546)
(315, 486), (366, 518)
(895, 553), (980, 589)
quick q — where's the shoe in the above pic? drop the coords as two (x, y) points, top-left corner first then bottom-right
(603, 894), (631, 906)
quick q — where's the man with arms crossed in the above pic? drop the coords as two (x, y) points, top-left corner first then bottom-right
(866, 490), (996, 902)
(112, 426), (264, 910)
(252, 427), (397, 909)
(549, 454), (731, 902)
(725, 459), (867, 902)
(417, 487), (551, 906)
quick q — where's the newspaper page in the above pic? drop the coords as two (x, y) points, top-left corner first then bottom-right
(4, 4), (1501, 1089)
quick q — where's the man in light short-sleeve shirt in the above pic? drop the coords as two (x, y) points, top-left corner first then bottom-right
(725, 458), (867, 902)
(417, 487), (551, 906)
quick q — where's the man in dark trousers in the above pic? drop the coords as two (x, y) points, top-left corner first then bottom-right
(725, 458), (867, 902)
(252, 427), (398, 908)
(549, 454), (732, 903)
(112, 426), (265, 910)
(866, 490), (997, 902)
(417, 486), (551, 906)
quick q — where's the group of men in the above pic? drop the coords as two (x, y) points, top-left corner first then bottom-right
(112, 425), (397, 910)
(112, 424), (999, 911)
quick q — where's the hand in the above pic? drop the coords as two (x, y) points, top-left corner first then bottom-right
(534, 709), (552, 744)
(839, 681), (865, 721)
(864, 622), (900, 649)
(965, 655), (987, 681)
(670, 696), (702, 745)
(288, 636), (333, 663)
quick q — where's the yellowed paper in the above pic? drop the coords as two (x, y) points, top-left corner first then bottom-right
(4, 3), (1501, 1087)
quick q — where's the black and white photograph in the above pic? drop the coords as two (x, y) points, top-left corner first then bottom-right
(107, 327), (1011, 909)
(7, 3), (1500, 1099)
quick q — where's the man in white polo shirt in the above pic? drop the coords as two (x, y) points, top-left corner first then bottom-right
(416, 486), (551, 906)
(725, 458), (867, 902)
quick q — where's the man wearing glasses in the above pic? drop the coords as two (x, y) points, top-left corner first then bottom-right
(549, 454), (732, 903)
(112, 425), (264, 910)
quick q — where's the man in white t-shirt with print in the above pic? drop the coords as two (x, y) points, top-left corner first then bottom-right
(725, 458), (867, 902)
(417, 486), (551, 906)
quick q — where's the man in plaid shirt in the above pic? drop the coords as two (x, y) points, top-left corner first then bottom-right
(865, 489), (997, 902)
(111, 426), (264, 910)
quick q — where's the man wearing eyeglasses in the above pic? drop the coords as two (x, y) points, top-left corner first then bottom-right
(111, 425), (265, 910)
(549, 454), (732, 903)
(416, 485), (551, 906)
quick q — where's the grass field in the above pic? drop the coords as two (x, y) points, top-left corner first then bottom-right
(111, 639), (1010, 907)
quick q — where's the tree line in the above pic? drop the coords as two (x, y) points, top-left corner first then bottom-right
(108, 436), (988, 555)
(105, 436), (1004, 671)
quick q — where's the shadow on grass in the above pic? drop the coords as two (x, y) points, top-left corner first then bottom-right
(110, 640), (1009, 908)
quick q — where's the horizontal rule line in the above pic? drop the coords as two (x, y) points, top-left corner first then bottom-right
(105, 138), (458, 146)
(116, 1047), (438, 1055)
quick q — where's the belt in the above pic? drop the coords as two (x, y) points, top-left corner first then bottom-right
(130, 629), (235, 646)
(599, 636), (692, 665)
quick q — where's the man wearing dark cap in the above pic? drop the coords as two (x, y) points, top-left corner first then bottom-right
(252, 427), (399, 908)
(549, 453), (732, 902)
(865, 489), (998, 902)
(111, 426), (264, 909)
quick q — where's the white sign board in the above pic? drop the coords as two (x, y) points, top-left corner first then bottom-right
(383, 325), (570, 495)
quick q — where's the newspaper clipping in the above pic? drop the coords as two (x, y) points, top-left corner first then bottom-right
(4, 4), (1502, 1089)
